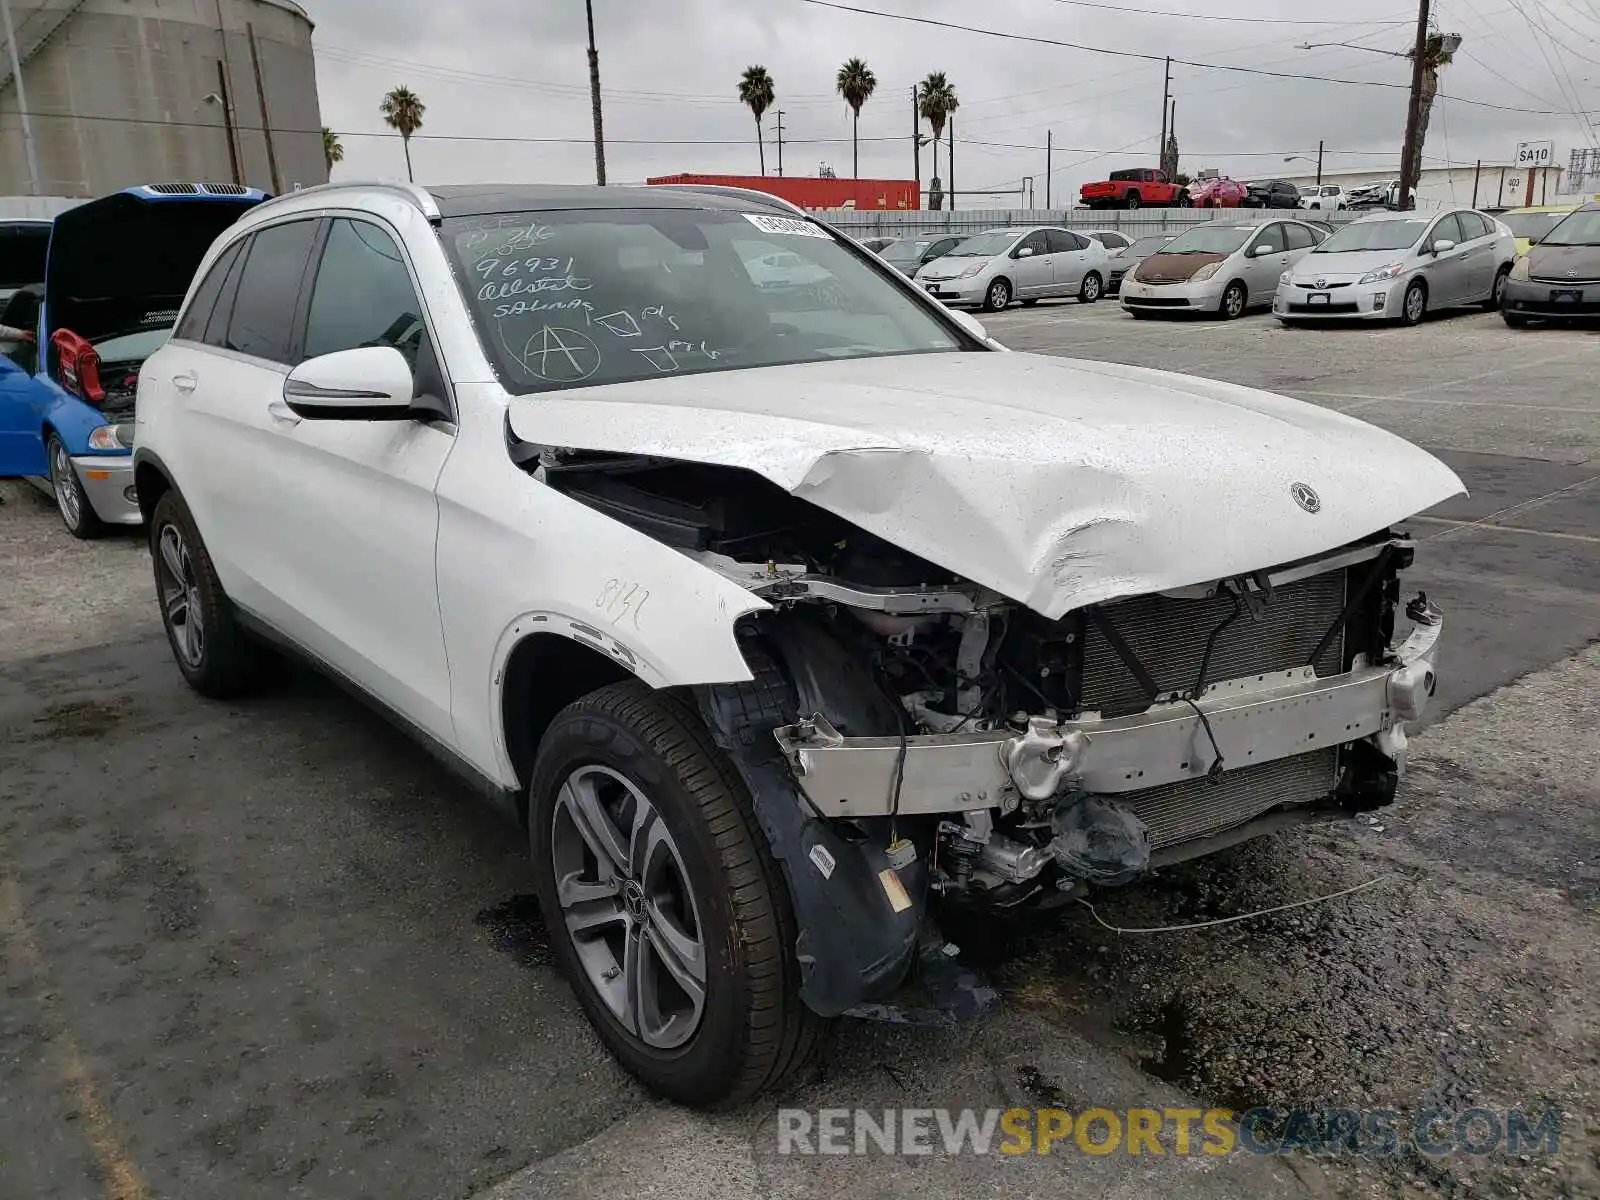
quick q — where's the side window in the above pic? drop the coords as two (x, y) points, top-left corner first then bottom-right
(204, 239), (250, 348)
(174, 241), (243, 343)
(1253, 224), (1286, 254)
(302, 219), (427, 371)
(225, 219), (319, 363)
(931, 238), (959, 257)
(1431, 214), (1465, 246)
(1458, 212), (1489, 240)
(1019, 231), (1049, 256)
(1044, 229), (1080, 254)
(1284, 223), (1317, 250)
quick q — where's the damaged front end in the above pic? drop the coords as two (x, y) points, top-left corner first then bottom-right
(698, 530), (1440, 1018)
(528, 446), (1443, 1020)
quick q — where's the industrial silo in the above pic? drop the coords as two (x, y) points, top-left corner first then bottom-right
(0, 0), (325, 198)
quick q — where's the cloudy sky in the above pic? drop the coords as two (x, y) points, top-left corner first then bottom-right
(306, 0), (1600, 201)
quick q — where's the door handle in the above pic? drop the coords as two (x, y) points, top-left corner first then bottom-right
(172, 372), (197, 393)
(267, 401), (302, 425)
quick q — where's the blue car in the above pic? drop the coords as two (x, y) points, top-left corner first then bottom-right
(0, 183), (268, 536)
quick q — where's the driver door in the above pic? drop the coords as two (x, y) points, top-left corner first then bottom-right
(0, 284), (45, 478)
(1425, 213), (1468, 304)
(1011, 230), (1052, 297)
(1244, 223), (1288, 299)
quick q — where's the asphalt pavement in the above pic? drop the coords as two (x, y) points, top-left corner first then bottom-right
(1, 300), (1595, 1200)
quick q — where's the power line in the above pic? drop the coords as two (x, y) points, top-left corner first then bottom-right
(795, 0), (1598, 115)
(1044, 0), (1408, 26)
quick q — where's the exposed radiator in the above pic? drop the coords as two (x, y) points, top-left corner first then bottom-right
(1081, 569), (1348, 718)
(1120, 747), (1339, 850)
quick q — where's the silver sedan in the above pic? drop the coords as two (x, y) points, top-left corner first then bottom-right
(1119, 218), (1327, 319)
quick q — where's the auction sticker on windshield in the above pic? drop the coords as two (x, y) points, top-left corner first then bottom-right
(743, 213), (831, 238)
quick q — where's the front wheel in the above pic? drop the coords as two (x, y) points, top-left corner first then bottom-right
(1485, 266), (1511, 311)
(1219, 281), (1248, 320)
(1399, 280), (1428, 326)
(529, 682), (825, 1107)
(47, 434), (107, 539)
(982, 277), (1012, 312)
(1078, 272), (1103, 303)
(1123, 192), (1142, 210)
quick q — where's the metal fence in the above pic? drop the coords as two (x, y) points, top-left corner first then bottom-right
(816, 207), (1357, 239)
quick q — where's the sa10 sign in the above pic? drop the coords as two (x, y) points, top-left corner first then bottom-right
(1515, 140), (1554, 168)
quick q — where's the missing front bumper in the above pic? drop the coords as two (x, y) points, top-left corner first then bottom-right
(773, 616), (1441, 821)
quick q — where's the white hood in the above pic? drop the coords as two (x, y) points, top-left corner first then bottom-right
(506, 352), (1464, 619)
(1293, 248), (1417, 282)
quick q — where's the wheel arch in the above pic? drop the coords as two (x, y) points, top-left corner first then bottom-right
(133, 449), (177, 525)
(498, 629), (636, 820)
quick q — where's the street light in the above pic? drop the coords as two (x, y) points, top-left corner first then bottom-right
(1284, 142), (1325, 186)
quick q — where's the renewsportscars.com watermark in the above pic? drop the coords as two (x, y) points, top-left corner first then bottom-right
(776, 1106), (1563, 1158)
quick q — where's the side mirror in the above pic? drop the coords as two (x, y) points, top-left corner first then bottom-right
(948, 310), (989, 341)
(283, 346), (416, 420)
(1015, 246), (1035, 258)
(1431, 239), (1456, 254)
(1251, 243), (1274, 257)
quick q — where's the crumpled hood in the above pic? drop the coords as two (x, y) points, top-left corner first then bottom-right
(506, 352), (1465, 619)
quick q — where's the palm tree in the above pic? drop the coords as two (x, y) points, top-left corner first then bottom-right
(738, 65), (775, 176)
(836, 57), (877, 181)
(321, 127), (344, 176)
(917, 72), (959, 206)
(379, 86), (426, 183)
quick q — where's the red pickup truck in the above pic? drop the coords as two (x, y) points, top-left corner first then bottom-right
(1079, 168), (1189, 210)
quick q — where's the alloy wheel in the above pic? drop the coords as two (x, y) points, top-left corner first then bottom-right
(1405, 284), (1426, 324)
(50, 441), (81, 529)
(1222, 284), (1246, 319)
(156, 524), (206, 669)
(551, 765), (707, 1050)
(987, 280), (1010, 310)
(1081, 274), (1101, 302)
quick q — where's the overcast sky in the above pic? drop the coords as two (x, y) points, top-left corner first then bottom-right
(306, 0), (1600, 202)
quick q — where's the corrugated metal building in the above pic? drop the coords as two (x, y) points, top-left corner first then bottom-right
(0, 0), (325, 197)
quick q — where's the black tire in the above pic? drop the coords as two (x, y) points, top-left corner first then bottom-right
(1127, 308), (1153, 319)
(1502, 310), (1531, 328)
(1078, 271), (1103, 303)
(47, 433), (108, 539)
(1176, 190), (1191, 208)
(529, 681), (825, 1107)
(981, 277), (1012, 312)
(1485, 266), (1511, 311)
(1399, 279), (1428, 326)
(1020, 298), (1040, 307)
(1219, 280), (1248, 320)
(149, 489), (269, 698)
(1124, 192), (1142, 210)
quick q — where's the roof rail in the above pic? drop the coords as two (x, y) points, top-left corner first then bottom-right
(642, 183), (811, 219)
(256, 180), (440, 220)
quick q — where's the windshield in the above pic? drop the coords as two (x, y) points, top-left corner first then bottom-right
(1159, 226), (1254, 254)
(440, 208), (964, 395)
(1312, 218), (1430, 253)
(1127, 235), (1175, 256)
(1540, 208), (1600, 246)
(878, 239), (930, 263)
(945, 231), (1017, 257)
(1299, 187), (1318, 197)
(1501, 212), (1566, 241)
(93, 328), (171, 362)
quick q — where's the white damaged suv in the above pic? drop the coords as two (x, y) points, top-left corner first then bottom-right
(134, 182), (1460, 1105)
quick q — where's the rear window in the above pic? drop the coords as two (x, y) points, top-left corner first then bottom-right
(439, 208), (963, 396)
(0, 223), (50, 289)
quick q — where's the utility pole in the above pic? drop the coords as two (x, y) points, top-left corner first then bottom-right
(1315, 139), (1323, 186)
(215, 60), (242, 185)
(1397, 0), (1430, 212)
(246, 23), (282, 194)
(214, 0), (244, 186)
(1158, 56), (1171, 167)
(911, 86), (920, 201)
(0, 0), (39, 194)
(775, 109), (785, 177)
(947, 116), (954, 211)
(1045, 130), (1052, 208)
(585, 0), (606, 185)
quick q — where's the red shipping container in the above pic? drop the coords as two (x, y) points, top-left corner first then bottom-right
(646, 173), (919, 211)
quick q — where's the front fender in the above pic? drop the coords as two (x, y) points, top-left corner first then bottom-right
(32, 377), (117, 455)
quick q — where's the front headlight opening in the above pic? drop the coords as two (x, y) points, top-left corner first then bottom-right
(1190, 262), (1222, 283)
(1357, 262), (1403, 285)
(959, 262), (985, 279)
(1509, 256), (1531, 281)
(1279, 270), (1292, 285)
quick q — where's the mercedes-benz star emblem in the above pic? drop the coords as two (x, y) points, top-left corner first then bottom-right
(1290, 482), (1321, 513)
